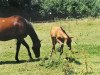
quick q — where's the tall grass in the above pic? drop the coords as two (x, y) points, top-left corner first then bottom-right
(0, 18), (100, 75)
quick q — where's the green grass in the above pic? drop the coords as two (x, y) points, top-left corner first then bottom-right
(0, 18), (100, 75)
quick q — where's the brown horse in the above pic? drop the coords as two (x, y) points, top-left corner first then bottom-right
(50, 26), (72, 57)
(0, 15), (41, 61)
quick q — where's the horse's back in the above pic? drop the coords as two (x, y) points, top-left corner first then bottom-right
(0, 16), (27, 41)
(50, 26), (61, 36)
(0, 16), (21, 31)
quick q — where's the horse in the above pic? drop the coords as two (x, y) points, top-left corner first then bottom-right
(0, 15), (41, 62)
(50, 26), (73, 57)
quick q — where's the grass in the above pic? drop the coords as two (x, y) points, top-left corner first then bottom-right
(0, 18), (100, 75)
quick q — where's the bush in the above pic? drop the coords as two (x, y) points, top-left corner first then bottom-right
(0, 0), (100, 20)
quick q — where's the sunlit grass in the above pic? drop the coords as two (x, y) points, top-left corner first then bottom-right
(0, 18), (100, 75)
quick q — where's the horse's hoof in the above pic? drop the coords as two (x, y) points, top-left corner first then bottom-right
(15, 57), (19, 62)
(16, 60), (19, 62)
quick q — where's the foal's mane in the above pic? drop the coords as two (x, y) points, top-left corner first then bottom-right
(60, 27), (70, 38)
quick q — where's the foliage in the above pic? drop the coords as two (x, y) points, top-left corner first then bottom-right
(0, 0), (100, 20)
(40, 0), (100, 19)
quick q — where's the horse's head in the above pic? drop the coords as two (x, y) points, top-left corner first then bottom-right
(66, 37), (73, 50)
(32, 40), (41, 58)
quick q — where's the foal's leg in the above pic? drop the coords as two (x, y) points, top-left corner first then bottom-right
(60, 44), (64, 55)
(15, 39), (21, 61)
(56, 38), (62, 52)
(60, 39), (65, 55)
(57, 38), (64, 55)
(20, 38), (33, 61)
(50, 37), (56, 57)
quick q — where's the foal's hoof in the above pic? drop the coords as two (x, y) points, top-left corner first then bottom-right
(27, 58), (34, 62)
(33, 58), (41, 61)
(57, 47), (61, 52)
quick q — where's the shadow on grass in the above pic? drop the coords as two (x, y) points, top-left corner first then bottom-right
(94, 61), (100, 64)
(66, 57), (82, 65)
(0, 59), (41, 65)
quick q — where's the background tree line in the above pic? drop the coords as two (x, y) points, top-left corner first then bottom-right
(0, 0), (100, 21)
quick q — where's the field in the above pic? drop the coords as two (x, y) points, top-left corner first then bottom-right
(0, 18), (100, 75)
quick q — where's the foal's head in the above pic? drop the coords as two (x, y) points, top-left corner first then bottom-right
(66, 37), (72, 50)
(32, 40), (41, 58)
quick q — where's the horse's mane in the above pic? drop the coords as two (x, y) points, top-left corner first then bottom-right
(25, 19), (40, 43)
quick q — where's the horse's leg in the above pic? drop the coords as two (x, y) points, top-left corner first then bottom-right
(20, 38), (33, 61)
(50, 37), (56, 57)
(15, 39), (21, 62)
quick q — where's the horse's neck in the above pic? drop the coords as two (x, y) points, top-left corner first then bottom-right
(28, 26), (40, 44)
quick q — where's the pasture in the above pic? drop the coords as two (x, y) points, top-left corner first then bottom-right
(0, 18), (100, 75)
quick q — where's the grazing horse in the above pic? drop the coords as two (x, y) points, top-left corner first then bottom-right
(0, 15), (41, 61)
(50, 26), (72, 57)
